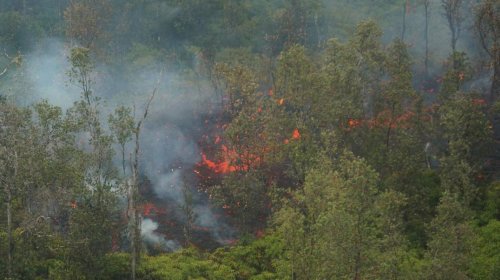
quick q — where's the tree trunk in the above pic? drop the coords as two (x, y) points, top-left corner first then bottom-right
(128, 179), (139, 280)
(6, 185), (13, 279)
(401, 1), (407, 40)
(451, 28), (457, 52)
(491, 59), (500, 103)
(129, 80), (157, 280)
(353, 249), (361, 280)
(424, 1), (430, 77)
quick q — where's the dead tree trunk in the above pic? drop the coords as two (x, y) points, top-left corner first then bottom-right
(129, 75), (158, 280)
(491, 55), (500, 103)
(424, 0), (430, 76)
(401, 1), (407, 40)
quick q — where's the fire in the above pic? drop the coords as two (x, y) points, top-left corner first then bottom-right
(472, 98), (486, 106)
(278, 98), (285, 105)
(347, 118), (361, 128)
(458, 72), (465, 81)
(199, 145), (261, 174)
(283, 129), (301, 144)
(142, 203), (165, 216)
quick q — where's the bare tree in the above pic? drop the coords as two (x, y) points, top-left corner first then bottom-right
(422, 0), (431, 76)
(128, 72), (160, 280)
(0, 50), (22, 79)
(441, 0), (464, 52)
(402, 0), (409, 40)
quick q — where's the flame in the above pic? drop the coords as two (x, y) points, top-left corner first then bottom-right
(292, 128), (300, 139)
(199, 145), (261, 174)
(458, 72), (465, 81)
(142, 203), (165, 216)
(472, 98), (486, 106)
(347, 118), (361, 128)
(365, 110), (416, 129)
(278, 98), (285, 105)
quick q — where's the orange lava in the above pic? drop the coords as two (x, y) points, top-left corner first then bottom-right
(200, 145), (261, 174)
(142, 203), (164, 216)
(347, 118), (361, 128)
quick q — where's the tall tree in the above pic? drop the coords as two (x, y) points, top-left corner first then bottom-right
(274, 152), (408, 279)
(128, 76), (157, 280)
(64, 0), (111, 51)
(109, 106), (135, 175)
(424, 191), (474, 279)
(0, 103), (30, 279)
(441, 0), (464, 52)
(65, 47), (119, 278)
(422, 0), (431, 76)
(475, 0), (500, 102)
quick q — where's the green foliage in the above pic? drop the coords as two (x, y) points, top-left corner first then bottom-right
(439, 51), (472, 101)
(139, 249), (236, 280)
(424, 191), (475, 280)
(470, 219), (500, 280)
(479, 182), (500, 222)
(274, 152), (411, 279)
(0, 1), (499, 279)
(439, 93), (491, 205)
(211, 234), (283, 279)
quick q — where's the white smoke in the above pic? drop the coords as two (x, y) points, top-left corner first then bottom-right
(11, 34), (234, 251)
(141, 218), (181, 251)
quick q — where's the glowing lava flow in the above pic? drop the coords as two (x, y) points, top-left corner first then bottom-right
(142, 202), (166, 216)
(199, 144), (261, 174)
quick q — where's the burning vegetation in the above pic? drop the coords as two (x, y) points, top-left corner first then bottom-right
(1, 0), (500, 279)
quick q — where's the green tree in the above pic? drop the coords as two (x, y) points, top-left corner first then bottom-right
(439, 93), (491, 205)
(424, 191), (475, 280)
(64, 47), (119, 279)
(274, 152), (405, 279)
(109, 105), (134, 174)
(470, 219), (500, 280)
(0, 102), (32, 279)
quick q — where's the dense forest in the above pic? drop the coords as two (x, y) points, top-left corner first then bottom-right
(0, 0), (499, 279)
